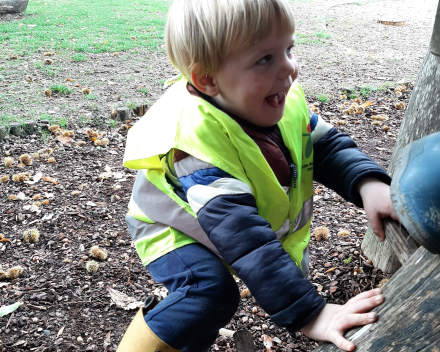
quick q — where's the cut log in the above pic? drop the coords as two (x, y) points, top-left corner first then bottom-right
(314, 246), (440, 351)
(381, 218), (418, 265)
(0, 0), (29, 14)
(234, 330), (256, 352)
(116, 107), (130, 121)
(362, 49), (440, 273)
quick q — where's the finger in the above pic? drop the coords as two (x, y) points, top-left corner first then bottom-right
(369, 214), (385, 241)
(346, 288), (382, 305)
(344, 294), (385, 315)
(328, 330), (355, 351)
(334, 312), (378, 334)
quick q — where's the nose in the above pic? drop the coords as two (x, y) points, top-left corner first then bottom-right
(278, 55), (298, 82)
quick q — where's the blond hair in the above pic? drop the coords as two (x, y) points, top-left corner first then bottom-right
(166, 0), (295, 80)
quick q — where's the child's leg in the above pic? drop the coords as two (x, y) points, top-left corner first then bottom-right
(146, 243), (240, 352)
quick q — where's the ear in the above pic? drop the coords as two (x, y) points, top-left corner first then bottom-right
(191, 71), (220, 97)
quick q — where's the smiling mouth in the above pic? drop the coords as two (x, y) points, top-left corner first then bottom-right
(265, 90), (286, 108)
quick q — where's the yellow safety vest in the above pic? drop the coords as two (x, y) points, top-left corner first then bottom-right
(123, 77), (314, 272)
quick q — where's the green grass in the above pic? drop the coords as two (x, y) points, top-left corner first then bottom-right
(0, 0), (170, 55)
(39, 114), (68, 128)
(126, 102), (136, 109)
(295, 33), (325, 46)
(315, 31), (331, 40)
(72, 53), (87, 62)
(78, 115), (91, 126)
(108, 119), (119, 128)
(50, 84), (73, 95)
(0, 114), (24, 128)
(84, 94), (97, 100)
(139, 87), (149, 94)
(317, 93), (330, 103)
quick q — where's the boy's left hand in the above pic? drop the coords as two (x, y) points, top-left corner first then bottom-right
(358, 178), (399, 242)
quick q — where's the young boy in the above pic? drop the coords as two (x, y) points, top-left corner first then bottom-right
(119, 0), (398, 351)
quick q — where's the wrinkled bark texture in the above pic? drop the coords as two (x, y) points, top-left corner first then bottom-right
(362, 11), (440, 274)
(0, 0), (29, 14)
(314, 247), (440, 351)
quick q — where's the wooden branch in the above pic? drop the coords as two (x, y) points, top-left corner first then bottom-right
(314, 246), (440, 351)
(234, 330), (256, 352)
(382, 218), (418, 264)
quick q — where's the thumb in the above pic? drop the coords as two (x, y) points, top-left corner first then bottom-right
(369, 213), (385, 242)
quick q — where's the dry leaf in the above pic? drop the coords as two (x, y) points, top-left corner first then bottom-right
(56, 135), (73, 144)
(263, 334), (273, 352)
(325, 267), (337, 273)
(57, 326), (64, 338)
(42, 176), (58, 185)
(66, 78), (74, 81)
(329, 287), (338, 293)
(24, 172), (43, 185)
(107, 287), (143, 310)
(103, 331), (111, 350)
(361, 101), (374, 109)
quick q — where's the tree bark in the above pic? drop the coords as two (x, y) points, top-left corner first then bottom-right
(362, 39), (440, 274)
(314, 247), (440, 351)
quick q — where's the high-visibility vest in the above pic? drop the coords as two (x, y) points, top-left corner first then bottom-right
(123, 77), (314, 272)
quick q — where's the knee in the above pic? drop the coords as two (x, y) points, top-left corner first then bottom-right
(191, 267), (240, 326)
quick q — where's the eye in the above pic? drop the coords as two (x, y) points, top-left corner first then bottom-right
(257, 55), (272, 65)
(287, 44), (295, 55)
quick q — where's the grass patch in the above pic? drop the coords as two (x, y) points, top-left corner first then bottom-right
(126, 102), (136, 109)
(317, 93), (331, 103)
(39, 114), (68, 128)
(0, 0), (170, 55)
(315, 31), (331, 40)
(295, 33), (325, 46)
(139, 87), (149, 94)
(0, 114), (24, 128)
(72, 53), (87, 62)
(50, 84), (73, 95)
(84, 94), (97, 100)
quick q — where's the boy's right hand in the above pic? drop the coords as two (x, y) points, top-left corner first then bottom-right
(301, 288), (384, 351)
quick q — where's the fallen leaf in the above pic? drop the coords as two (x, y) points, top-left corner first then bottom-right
(329, 287), (338, 293)
(56, 135), (73, 144)
(0, 302), (22, 317)
(42, 176), (58, 185)
(66, 78), (74, 81)
(263, 334), (273, 352)
(107, 287), (143, 310)
(325, 267), (337, 273)
(24, 172), (43, 185)
(57, 326), (64, 338)
(103, 331), (111, 350)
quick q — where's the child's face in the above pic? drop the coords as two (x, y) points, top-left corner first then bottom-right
(212, 26), (298, 127)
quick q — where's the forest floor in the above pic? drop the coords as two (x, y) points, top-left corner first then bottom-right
(0, 0), (437, 351)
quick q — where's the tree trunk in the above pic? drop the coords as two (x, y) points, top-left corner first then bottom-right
(361, 0), (440, 273)
(0, 0), (29, 14)
(314, 247), (440, 351)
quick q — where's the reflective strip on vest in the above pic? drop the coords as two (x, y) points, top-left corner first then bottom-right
(131, 170), (220, 256)
(292, 197), (313, 234)
(125, 214), (168, 242)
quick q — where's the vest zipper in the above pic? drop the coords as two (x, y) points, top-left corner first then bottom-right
(265, 133), (298, 188)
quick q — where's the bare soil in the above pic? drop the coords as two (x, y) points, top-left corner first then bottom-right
(0, 0), (436, 351)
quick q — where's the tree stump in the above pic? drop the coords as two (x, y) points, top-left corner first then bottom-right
(23, 120), (36, 134)
(0, 126), (6, 141)
(0, 0), (29, 14)
(234, 330), (256, 352)
(116, 107), (130, 122)
(8, 122), (21, 136)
